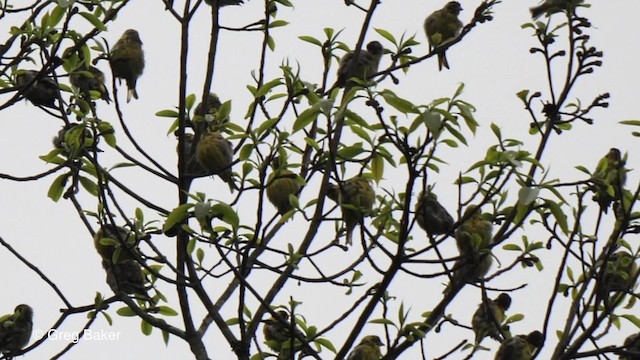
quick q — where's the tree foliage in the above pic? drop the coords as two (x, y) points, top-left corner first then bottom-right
(0, 0), (639, 359)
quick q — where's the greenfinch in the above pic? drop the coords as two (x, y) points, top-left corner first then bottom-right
(109, 29), (144, 102)
(195, 132), (237, 192)
(424, 1), (463, 71)
(415, 190), (454, 237)
(334, 41), (384, 90)
(472, 293), (511, 344)
(530, 0), (583, 19)
(347, 335), (384, 360)
(15, 70), (59, 108)
(204, 0), (245, 7)
(448, 206), (494, 288)
(620, 332), (640, 360)
(178, 133), (207, 177)
(193, 93), (228, 132)
(327, 176), (375, 245)
(494, 331), (543, 360)
(266, 159), (301, 215)
(0, 304), (33, 356)
(592, 148), (627, 213)
(262, 311), (310, 359)
(596, 251), (638, 300)
(93, 225), (153, 303)
(69, 65), (110, 103)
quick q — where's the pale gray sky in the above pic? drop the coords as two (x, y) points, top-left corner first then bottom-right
(0, 0), (639, 359)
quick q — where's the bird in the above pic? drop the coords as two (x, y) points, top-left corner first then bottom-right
(530, 0), (583, 19)
(109, 29), (144, 102)
(69, 65), (110, 103)
(595, 251), (638, 311)
(15, 70), (59, 108)
(424, 1), (463, 70)
(266, 158), (302, 215)
(333, 41), (384, 90)
(620, 332), (640, 360)
(204, 0), (245, 7)
(591, 148), (627, 213)
(193, 93), (228, 132)
(347, 335), (384, 360)
(262, 311), (311, 359)
(327, 176), (375, 245)
(494, 331), (544, 360)
(444, 206), (494, 291)
(178, 133), (207, 177)
(415, 190), (454, 237)
(472, 293), (512, 344)
(93, 225), (153, 303)
(195, 132), (237, 192)
(0, 304), (33, 356)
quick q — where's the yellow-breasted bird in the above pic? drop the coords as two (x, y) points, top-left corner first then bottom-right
(327, 176), (375, 245)
(93, 225), (153, 303)
(424, 1), (463, 71)
(70, 65), (110, 103)
(494, 331), (543, 360)
(530, 0), (583, 19)
(109, 29), (144, 102)
(333, 41), (384, 90)
(266, 158), (302, 215)
(195, 132), (237, 192)
(445, 206), (494, 290)
(15, 70), (59, 108)
(620, 332), (640, 360)
(415, 190), (454, 237)
(347, 335), (384, 360)
(262, 311), (311, 359)
(0, 304), (33, 356)
(472, 293), (511, 344)
(592, 148), (627, 213)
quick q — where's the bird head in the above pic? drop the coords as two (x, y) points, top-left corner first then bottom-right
(123, 29), (142, 45)
(360, 335), (384, 347)
(525, 330), (544, 348)
(445, 1), (462, 14)
(366, 41), (383, 56)
(14, 304), (33, 321)
(495, 293), (512, 310)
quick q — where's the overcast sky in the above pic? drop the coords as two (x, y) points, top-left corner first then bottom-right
(0, 0), (639, 359)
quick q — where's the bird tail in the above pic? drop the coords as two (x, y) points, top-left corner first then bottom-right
(127, 88), (138, 103)
(529, 4), (546, 19)
(438, 53), (449, 71)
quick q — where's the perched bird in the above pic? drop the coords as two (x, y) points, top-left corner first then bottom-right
(415, 190), (454, 237)
(595, 251), (638, 306)
(0, 304), (33, 356)
(620, 332), (640, 360)
(178, 133), (207, 177)
(494, 331), (544, 360)
(327, 176), (376, 245)
(109, 29), (144, 102)
(15, 70), (59, 108)
(193, 93), (228, 132)
(52, 123), (96, 158)
(262, 311), (311, 359)
(472, 293), (512, 344)
(445, 206), (494, 291)
(93, 225), (153, 303)
(266, 158), (302, 215)
(424, 1), (463, 70)
(333, 41), (384, 90)
(204, 0), (245, 7)
(530, 0), (583, 19)
(195, 132), (237, 192)
(455, 205), (493, 260)
(69, 65), (110, 103)
(347, 335), (384, 360)
(592, 148), (627, 213)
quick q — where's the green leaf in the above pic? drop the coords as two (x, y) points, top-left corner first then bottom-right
(293, 107), (321, 133)
(79, 12), (107, 31)
(211, 203), (239, 229)
(78, 176), (99, 196)
(185, 94), (196, 111)
(163, 204), (193, 233)
(157, 306), (179, 316)
(371, 154), (384, 184)
(255, 78), (282, 99)
(380, 89), (417, 114)
(141, 319), (153, 336)
(374, 28), (396, 45)
(48, 6), (66, 28)
(48, 173), (69, 202)
(315, 337), (337, 353)
(298, 35), (322, 46)
(156, 109), (179, 118)
(116, 307), (136, 317)
(269, 20), (289, 28)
